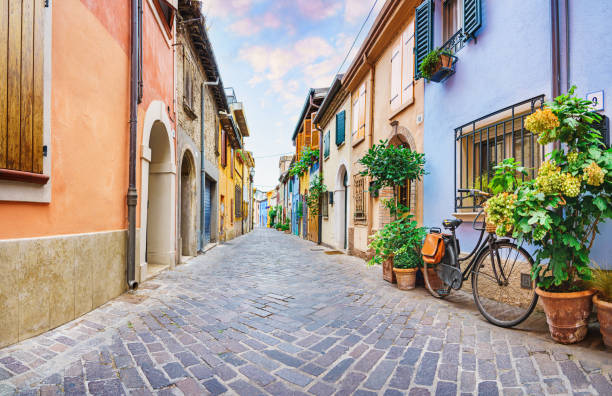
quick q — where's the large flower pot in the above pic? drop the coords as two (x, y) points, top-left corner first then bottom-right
(535, 288), (595, 344)
(383, 257), (397, 284)
(594, 295), (612, 348)
(393, 268), (417, 291)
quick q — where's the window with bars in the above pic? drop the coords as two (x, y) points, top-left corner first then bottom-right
(455, 95), (545, 211)
(235, 185), (242, 217)
(353, 175), (367, 222)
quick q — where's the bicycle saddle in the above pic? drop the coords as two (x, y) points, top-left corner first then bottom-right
(442, 218), (463, 229)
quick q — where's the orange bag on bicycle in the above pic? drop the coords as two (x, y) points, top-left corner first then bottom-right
(421, 233), (445, 264)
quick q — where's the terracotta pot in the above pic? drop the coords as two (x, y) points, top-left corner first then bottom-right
(393, 268), (417, 291)
(440, 53), (453, 68)
(594, 295), (612, 348)
(535, 288), (595, 344)
(284, 230), (291, 234)
(425, 267), (444, 290)
(383, 256), (397, 284)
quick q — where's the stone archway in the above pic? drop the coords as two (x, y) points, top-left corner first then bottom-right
(139, 101), (176, 281)
(180, 150), (197, 258)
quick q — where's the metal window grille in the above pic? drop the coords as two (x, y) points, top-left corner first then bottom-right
(455, 95), (545, 211)
(353, 175), (366, 222)
(235, 185), (242, 217)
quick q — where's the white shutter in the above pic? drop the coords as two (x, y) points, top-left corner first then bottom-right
(390, 44), (401, 110)
(402, 22), (415, 105)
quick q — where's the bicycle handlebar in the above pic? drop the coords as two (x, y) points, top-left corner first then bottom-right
(457, 188), (492, 197)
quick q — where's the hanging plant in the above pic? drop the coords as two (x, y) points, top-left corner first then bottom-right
(289, 147), (320, 177)
(306, 175), (327, 215)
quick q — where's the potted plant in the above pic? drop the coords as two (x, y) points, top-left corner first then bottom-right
(510, 87), (611, 344)
(419, 48), (456, 82)
(393, 245), (422, 290)
(587, 266), (612, 348)
(360, 140), (426, 283)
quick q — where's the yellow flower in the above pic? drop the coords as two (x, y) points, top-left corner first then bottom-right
(561, 173), (581, 197)
(524, 108), (560, 134)
(583, 161), (605, 186)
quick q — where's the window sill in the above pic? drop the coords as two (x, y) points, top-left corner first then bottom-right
(0, 169), (49, 185)
(352, 136), (365, 147)
(452, 212), (482, 221)
(336, 141), (346, 149)
(388, 98), (414, 120)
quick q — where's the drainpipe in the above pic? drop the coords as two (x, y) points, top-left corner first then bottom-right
(126, 0), (140, 290)
(365, 54), (375, 248)
(551, 0), (561, 151)
(315, 124), (324, 245)
(199, 83), (206, 252)
(564, 0), (570, 92)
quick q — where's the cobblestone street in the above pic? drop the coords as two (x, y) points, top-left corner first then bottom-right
(1, 228), (612, 395)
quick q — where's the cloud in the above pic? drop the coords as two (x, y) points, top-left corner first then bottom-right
(228, 11), (281, 36)
(296, 0), (342, 20)
(344, 0), (383, 23)
(203, 0), (257, 19)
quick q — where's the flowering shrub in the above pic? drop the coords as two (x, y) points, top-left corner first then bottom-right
(524, 108), (560, 143)
(484, 192), (516, 236)
(290, 147), (319, 177)
(306, 175), (327, 215)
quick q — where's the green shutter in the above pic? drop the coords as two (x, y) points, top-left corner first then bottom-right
(463, 0), (482, 38)
(324, 131), (330, 158)
(414, 0), (433, 79)
(335, 110), (346, 146)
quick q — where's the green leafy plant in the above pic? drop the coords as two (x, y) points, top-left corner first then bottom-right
(586, 265), (612, 302)
(289, 147), (319, 177)
(367, 214), (427, 267)
(296, 200), (303, 218)
(392, 245), (422, 269)
(306, 175), (327, 215)
(513, 86), (611, 291)
(419, 48), (452, 81)
(487, 158), (528, 194)
(359, 140), (426, 220)
(484, 192), (517, 236)
(268, 206), (278, 226)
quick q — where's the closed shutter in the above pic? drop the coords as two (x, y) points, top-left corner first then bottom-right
(335, 110), (345, 146)
(304, 119), (312, 147)
(463, 0), (482, 38)
(230, 149), (234, 178)
(1, 0), (44, 173)
(221, 130), (226, 166)
(402, 22), (415, 105)
(324, 131), (330, 158)
(390, 44), (401, 110)
(358, 84), (367, 140)
(352, 95), (359, 137)
(310, 113), (319, 149)
(415, 0), (433, 80)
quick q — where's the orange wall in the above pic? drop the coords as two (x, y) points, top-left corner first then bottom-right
(0, 0), (175, 239)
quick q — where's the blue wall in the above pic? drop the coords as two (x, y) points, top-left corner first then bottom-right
(423, 0), (610, 267)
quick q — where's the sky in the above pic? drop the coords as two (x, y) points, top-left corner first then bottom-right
(204, 0), (384, 192)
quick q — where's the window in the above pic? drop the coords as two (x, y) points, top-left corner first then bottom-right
(455, 96), (545, 211)
(352, 83), (367, 142)
(321, 191), (329, 218)
(230, 149), (234, 178)
(443, 0), (463, 42)
(220, 130), (227, 167)
(390, 23), (415, 110)
(323, 131), (330, 159)
(153, 0), (175, 38)
(335, 110), (346, 146)
(1, 0), (45, 180)
(183, 57), (195, 115)
(235, 185), (242, 217)
(353, 174), (367, 222)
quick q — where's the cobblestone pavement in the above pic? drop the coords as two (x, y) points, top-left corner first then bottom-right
(1, 228), (612, 395)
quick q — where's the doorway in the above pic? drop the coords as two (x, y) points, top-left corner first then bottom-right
(180, 151), (196, 258)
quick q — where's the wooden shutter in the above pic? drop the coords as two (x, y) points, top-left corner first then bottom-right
(335, 110), (345, 146)
(230, 149), (234, 178)
(310, 113), (319, 149)
(415, 0), (433, 79)
(352, 95), (359, 136)
(1, 0), (44, 173)
(304, 119), (312, 147)
(323, 131), (330, 158)
(463, 0), (482, 38)
(402, 22), (415, 105)
(221, 130), (226, 166)
(358, 84), (366, 140)
(390, 44), (401, 110)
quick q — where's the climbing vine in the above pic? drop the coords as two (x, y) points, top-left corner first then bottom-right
(289, 147), (319, 177)
(306, 175), (327, 215)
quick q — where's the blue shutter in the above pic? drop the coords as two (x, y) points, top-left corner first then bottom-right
(324, 131), (330, 158)
(415, 0), (433, 79)
(463, 0), (482, 39)
(335, 110), (346, 146)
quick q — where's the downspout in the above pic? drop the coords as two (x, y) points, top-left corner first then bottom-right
(564, 0), (570, 92)
(365, 54), (375, 248)
(551, 0), (561, 150)
(315, 124), (324, 245)
(199, 83), (205, 252)
(126, 0), (140, 290)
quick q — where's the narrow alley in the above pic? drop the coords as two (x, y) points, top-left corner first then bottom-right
(1, 229), (611, 395)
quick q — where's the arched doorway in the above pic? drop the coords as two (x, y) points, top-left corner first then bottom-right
(139, 102), (176, 282)
(180, 151), (197, 258)
(336, 165), (349, 250)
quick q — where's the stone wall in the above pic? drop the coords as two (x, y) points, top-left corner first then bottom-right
(0, 230), (127, 348)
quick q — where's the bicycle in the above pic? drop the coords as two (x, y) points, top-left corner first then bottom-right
(422, 188), (538, 328)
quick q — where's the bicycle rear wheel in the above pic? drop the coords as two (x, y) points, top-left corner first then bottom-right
(422, 261), (452, 299)
(471, 241), (538, 327)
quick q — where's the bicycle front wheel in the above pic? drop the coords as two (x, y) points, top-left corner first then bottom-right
(471, 242), (538, 327)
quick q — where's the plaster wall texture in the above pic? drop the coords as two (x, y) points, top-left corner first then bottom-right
(0, 230), (126, 348)
(321, 95), (352, 250)
(423, 0), (552, 252)
(370, 12), (425, 230)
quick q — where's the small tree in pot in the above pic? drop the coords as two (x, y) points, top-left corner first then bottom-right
(512, 87), (611, 344)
